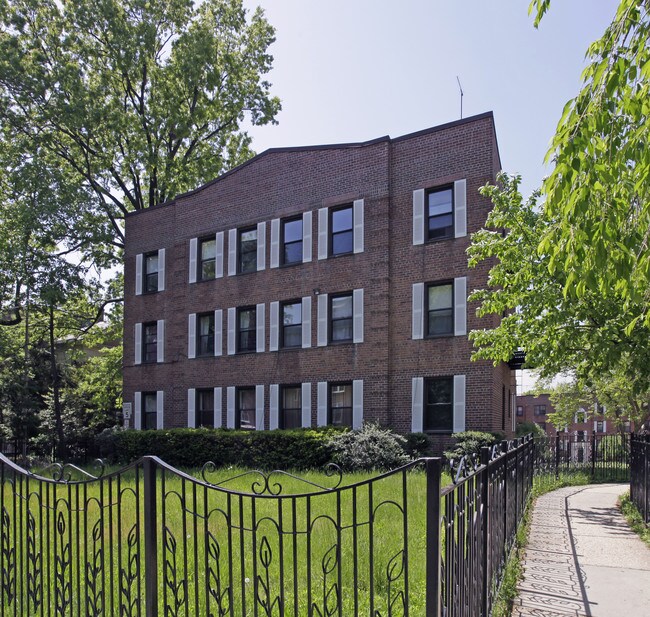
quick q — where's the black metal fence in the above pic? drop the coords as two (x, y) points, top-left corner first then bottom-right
(630, 434), (650, 525)
(531, 431), (630, 482)
(0, 431), (634, 617)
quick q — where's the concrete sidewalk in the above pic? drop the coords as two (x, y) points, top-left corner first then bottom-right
(513, 484), (650, 617)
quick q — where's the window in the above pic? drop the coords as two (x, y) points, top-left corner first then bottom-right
(596, 421), (604, 433)
(329, 383), (352, 427)
(199, 237), (216, 280)
(424, 378), (453, 432)
(144, 252), (159, 293)
(426, 186), (453, 241)
(516, 405), (524, 417)
(426, 283), (453, 336)
(237, 307), (256, 353)
(196, 389), (214, 428)
(623, 421), (631, 433)
(142, 322), (158, 363)
(239, 227), (257, 273)
(237, 387), (256, 430)
(143, 392), (157, 429)
(330, 205), (353, 256)
(330, 294), (353, 343)
(575, 410), (587, 423)
(282, 217), (303, 265)
(534, 405), (546, 416)
(281, 386), (302, 429)
(577, 430), (586, 442)
(197, 313), (215, 357)
(282, 301), (302, 348)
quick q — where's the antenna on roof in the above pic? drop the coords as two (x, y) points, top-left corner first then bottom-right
(456, 76), (464, 119)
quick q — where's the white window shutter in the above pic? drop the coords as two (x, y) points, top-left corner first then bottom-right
(228, 229), (237, 276)
(603, 420), (607, 432)
(134, 323), (142, 365)
(213, 387), (222, 428)
(302, 383), (312, 427)
(188, 389), (196, 428)
(134, 392), (142, 430)
(256, 303), (265, 353)
(353, 199), (364, 254)
(270, 219), (280, 268)
(454, 179), (467, 238)
(353, 289), (364, 343)
(317, 294), (328, 347)
(157, 320), (165, 363)
(317, 208), (328, 260)
(269, 301), (279, 352)
(317, 382), (328, 426)
(227, 387), (236, 429)
(413, 189), (425, 245)
(216, 232), (224, 278)
(411, 378), (424, 432)
(255, 385), (264, 430)
(453, 375), (466, 433)
(257, 222), (266, 271)
(189, 238), (198, 283)
(156, 391), (164, 429)
(302, 296), (312, 348)
(227, 308), (236, 355)
(214, 310), (223, 356)
(594, 420), (598, 432)
(269, 384), (279, 430)
(135, 254), (143, 295)
(412, 283), (424, 340)
(157, 248), (165, 291)
(352, 380), (363, 430)
(454, 276), (467, 336)
(303, 211), (313, 262)
(188, 313), (196, 359)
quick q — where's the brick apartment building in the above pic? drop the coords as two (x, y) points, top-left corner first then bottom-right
(516, 393), (633, 437)
(123, 111), (516, 448)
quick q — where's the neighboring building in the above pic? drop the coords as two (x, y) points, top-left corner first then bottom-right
(123, 112), (516, 451)
(516, 394), (634, 437)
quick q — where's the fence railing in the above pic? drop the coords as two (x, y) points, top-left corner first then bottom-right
(531, 431), (630, 482)
(630, 434), (650, 525)
(0, 432), (634, 617)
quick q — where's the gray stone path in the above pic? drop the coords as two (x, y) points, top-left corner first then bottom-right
(513, 484), (650, 617)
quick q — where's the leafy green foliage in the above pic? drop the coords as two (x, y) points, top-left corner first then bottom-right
(103, 427), (341, 470)
(404, 432), (433, 458)
(515, 421), (546, 439)
(443, 431), (502, 461)
(326, 423), (410, 472)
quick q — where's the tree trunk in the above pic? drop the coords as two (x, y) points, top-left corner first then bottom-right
(48, 304), (65, 460)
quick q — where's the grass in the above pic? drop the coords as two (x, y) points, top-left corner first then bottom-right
(618, 491), (650, 546)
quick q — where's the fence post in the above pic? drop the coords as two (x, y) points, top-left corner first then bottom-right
(501, 441), (508, 553)
(143, 456), (159, 617)
(480, 446), (490, 617)
(425, 457), (442, 617)
(591, 430), (597, 479)
(555, 432), (560, 480)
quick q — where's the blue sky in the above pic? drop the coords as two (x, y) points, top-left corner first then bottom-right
(243, 0), (618, 199)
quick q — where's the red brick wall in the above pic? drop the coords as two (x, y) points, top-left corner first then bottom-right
(123, 112), (514, 443)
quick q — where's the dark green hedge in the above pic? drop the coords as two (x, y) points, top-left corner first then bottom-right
(100, 427), (344, 470)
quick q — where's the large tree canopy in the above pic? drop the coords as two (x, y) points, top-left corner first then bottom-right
(0, 0), (281, 256)
(530, 0), (650, 328)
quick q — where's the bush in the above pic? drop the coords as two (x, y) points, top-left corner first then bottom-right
(516, 421), (546, 438)
(404, 432), (433, 459)
(104, 427), (342, 470)
(444, 431), (502, 461)
(327, 423), (410, 472)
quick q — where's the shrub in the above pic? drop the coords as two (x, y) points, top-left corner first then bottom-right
(516, 421), (546, 438)
(404, 432), (433, 459)
(444, 430), (502, 461)
(103, 427), (342, 470)
(327, 423), (410, 472)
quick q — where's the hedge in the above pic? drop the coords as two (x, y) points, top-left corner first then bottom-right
(99, 427), (344, 470)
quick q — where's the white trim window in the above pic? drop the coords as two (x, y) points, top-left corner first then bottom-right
(135, 391), (163, 430)
(411, 375), (465, 433)
(412, 179), (467, 245)
(136, 248), (165, 294)
(316, 289), (364, 346)
(412, 278), (466, 339)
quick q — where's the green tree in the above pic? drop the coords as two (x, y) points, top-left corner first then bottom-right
(529, 0), (650, 330)
(0, 0), (280, 255)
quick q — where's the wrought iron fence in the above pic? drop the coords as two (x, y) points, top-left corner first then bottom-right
(532, 431), (630, 482)
(0, 436), (573, 617)
(630, 434), (650, 525)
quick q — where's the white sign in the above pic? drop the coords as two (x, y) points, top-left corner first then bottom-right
(123, 402), (132, 420)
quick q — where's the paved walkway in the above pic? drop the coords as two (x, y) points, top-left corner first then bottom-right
(513, 484), (650, 617)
